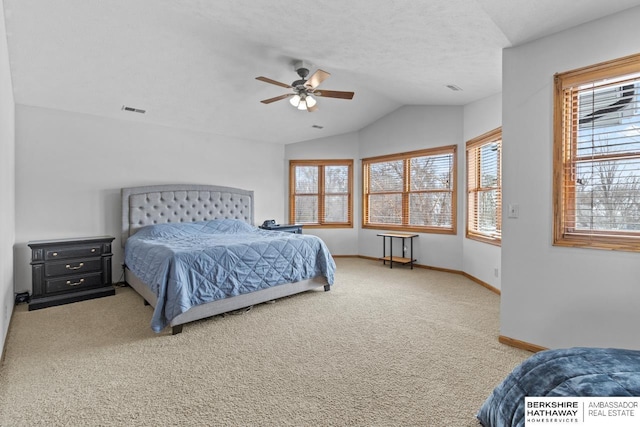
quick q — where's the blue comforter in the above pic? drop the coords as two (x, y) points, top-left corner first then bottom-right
(124, 219), (336, 332)
(477, 347), (640, 427)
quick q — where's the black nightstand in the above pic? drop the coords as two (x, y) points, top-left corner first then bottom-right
(259, 224), (303, 234)
(28, 236), (115, 310)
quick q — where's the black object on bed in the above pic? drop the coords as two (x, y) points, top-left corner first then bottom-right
(477, 347), (640, 427)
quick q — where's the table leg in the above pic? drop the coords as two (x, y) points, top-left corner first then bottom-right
(410, 236), (414, 269)
(382, 236), (386, 266)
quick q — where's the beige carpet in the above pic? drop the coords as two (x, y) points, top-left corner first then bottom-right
(0, 258), (531, 426)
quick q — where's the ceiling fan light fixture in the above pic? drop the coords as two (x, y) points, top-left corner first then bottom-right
(305, 95), (317, 108)
(289, 94), (301, 107)
(297, 99), (308, 110)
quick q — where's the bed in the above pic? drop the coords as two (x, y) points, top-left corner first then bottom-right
(121, 184), (335, 334)
(477, 347), (640, 427)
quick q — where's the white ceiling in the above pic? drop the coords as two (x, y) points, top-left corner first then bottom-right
(4, 0), (640, 144)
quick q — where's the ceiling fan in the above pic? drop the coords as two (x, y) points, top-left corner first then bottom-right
(256, 62), (355, 112)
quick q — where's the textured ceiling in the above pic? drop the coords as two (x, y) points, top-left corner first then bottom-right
(4, 0), (640, 144)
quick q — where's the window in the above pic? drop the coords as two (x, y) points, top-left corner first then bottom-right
(362, 146), (457, 233)
(554, 53), (640, 251)
(289, 159), (353, 228)
(466, 128), (502, 245)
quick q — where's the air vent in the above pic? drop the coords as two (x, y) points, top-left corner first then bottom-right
(446, 84), (462, 91)
(121, 105), (146, 114)
(312, 125), (324, 129)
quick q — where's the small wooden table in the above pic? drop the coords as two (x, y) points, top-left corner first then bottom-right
(377, 232), (418, 269)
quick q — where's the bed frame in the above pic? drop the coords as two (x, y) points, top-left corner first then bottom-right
(121, 184), (330, 334)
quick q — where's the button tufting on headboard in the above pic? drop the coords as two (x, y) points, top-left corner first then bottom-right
(121, 184), (254, 247)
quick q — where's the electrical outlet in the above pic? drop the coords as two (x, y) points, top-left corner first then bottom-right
(508, 203), (519, 218)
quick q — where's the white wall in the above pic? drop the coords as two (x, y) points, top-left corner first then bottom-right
(358, 105), (464, 270)
(14, 105), (286, 293)
(289, 102), (503, 282)
(286, 106), (462, 270)
(284, 131), (360, 256)
(462, 93), (502, 290)
(286, 105), (466, 271)
(501, 6), (640, 349)
(0, 0), (15, 355)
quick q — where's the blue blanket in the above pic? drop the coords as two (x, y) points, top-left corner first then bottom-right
(477, 347), (640, 427)
(124, 219), (336, 332)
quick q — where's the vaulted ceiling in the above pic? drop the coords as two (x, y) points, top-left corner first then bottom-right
(4, 0), (640, 144)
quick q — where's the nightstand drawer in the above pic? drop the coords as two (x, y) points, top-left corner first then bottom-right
(45, 258), (102, 277)
(45, 245), (102, 261)
(45, 272), (103, 294)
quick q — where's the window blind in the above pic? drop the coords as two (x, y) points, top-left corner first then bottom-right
(294, 165), (319, 224)
(324, 165), (350, 223)
(554, 52), (640, 251)
(466, 128), (502, 244)
(289, 160), (353, 227)
(565, 77), (640, 235)
(363, 146), (457, 233)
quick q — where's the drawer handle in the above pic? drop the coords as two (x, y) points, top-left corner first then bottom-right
(66, 279), (85, 286)
(65, 262), (84, 270)
(52, 252), (58, 257)
(91, 248), (96, 253)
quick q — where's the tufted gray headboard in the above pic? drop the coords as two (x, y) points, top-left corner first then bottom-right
(121, 184), (254, 247)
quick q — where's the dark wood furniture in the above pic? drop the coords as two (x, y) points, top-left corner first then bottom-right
(377, 232), (418, 269)
(28, 236), (115, 310)
(259, 223), (303, 234)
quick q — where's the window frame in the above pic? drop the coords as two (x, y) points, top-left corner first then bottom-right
(289, 159), (353, 229)
(553, 52), (640, 251)
(362, 145), (457, 234)
(466, 127), (502, 246)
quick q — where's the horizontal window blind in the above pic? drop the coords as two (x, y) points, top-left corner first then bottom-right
(294, 166), (319, 224)
(289, 160), (353, 227)
(554, 53), (640, 251)
(466, 128), (502, 244)
(566, 77), (640, 234)
(363, 146), (457, 233)
(324, 165), (350, 223)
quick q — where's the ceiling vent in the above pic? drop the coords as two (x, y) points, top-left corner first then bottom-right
(121, 105), (146, 114)
(312, 124), (324, 129)
(446, 84), (463, 91)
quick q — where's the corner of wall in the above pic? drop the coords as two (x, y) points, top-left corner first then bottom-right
(0, 0), (17, 357)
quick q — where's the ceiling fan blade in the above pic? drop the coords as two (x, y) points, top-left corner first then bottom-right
(305, 69), (331, 89)
(260, 93), (293, 104)
(315, 90), (354, 100)
(256, 76), (292, 89)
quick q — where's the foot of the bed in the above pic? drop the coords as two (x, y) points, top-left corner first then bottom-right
(172, 325), (183, 335)
(324, 285), (330, 292)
